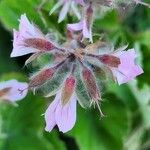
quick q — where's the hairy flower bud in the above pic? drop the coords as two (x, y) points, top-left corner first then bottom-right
(29, 68), (55, 88)
(61, 75), (76, 105)
(24, 38), (56, 51)
(98, 54), (121, 68)
(29, 59), (66, 88)
(82, 67), (100, 101)
(81, 67), (104, 117)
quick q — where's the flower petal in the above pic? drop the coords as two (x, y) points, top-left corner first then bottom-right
(58, 1), (71, 23)
(0, 80), (28, 102)
(44, 92), (60, 132)
(82, 19), (91, 39)
(55, 94), (76, 133)
(11, 30), (38, 57)
(112, 49), (143, 84)
(19, 14), (44, 39)
(67, 21), (83, 31)
(11, 14), (45, 57)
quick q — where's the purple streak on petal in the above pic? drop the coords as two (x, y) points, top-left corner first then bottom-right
(0, 80), (28, 101)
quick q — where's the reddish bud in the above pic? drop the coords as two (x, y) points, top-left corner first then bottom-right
(61, 75), (76, 105)
(98, 54), (121, 68)
(85, 3), (93, 29)
(0, 87), (11, 97)
(86, 3), (93, 17)
(82, 67), (105, 117)
(29, 68), (55, 88)
(24, 38), (56, 51)
(82, 67), (100, 101)
(66, 29), (73, 40)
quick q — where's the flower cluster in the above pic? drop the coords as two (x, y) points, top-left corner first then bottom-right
(0, 0), (149, 133)
(10, 10), (144, 132)
(50, 0), (149, 42)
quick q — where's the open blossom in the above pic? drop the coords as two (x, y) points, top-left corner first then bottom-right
(67, 3), (93, 42)
(50, 0), (84, 23)
(67, 18), (93, 42)
(11, 14), (63, 64)
(45, 90), (76, 133)
(0, 80), (28, 102)
(97, 48), (143, 85)
(45, 71), (77, 133)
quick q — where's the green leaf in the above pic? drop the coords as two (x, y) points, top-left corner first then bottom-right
(0, 0), (64, 36)
(0, 0), (43, 30)
(68, 94), (130, 150)
(128, 80), (150, 129)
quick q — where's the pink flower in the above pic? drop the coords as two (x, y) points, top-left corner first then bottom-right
(67, 19), (92, 42)
(45, 91), (76, 133)
(0, 80), (28, 102)
(98, 48), (143, 85)
(11, 14), (58, 58)
(50, 0), (83, 23)
(67, 3), (93, 42)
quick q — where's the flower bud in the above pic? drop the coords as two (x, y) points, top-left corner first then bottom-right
(86, 3), (93, 21)
(61, 75), (76, 105)
(81, 67), (104, 117)
(98, 54), (121, 68)
(29, 68), (55, 88)
(0, 87), (11, 97)
(82, 67), (100, 101)
(24, 38), (56, 51)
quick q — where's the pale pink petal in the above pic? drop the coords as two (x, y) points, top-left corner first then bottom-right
(67, 21), (83, 31)
(112, 49), (143, 85)
(82, 19), (91, 39)
(111, 69), (125, 84)
(19, 14), (44, 39)
(58, 1), (72, 23)
(45, 92), (60, 132)
(0, 80), (28, 102)
(11, 29), (38, 57)
(11, 14), (44, 57)
(50, 0), (83, 22)
(67, 19), (92, 42)
(55, 94), (76, 133)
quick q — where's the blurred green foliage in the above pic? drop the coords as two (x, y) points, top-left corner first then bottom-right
(0, 0), (150, 150)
